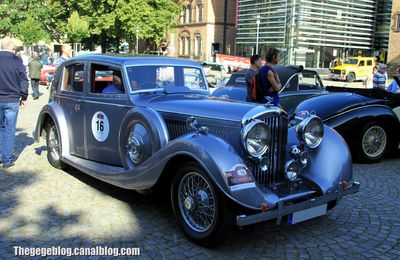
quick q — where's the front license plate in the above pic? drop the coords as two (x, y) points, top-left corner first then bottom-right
(288, 204), (327, 225)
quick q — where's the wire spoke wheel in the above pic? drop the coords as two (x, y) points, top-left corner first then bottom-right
(362, 125), (387, 158)
(178, 172), (216, 233)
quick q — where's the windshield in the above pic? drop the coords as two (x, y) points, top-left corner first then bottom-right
(344, 59), (358, 65)
(126, 66), (207, 91)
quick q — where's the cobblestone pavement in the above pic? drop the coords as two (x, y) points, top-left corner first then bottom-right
(1, 87), (399, 259)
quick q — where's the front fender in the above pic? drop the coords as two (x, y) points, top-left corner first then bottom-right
(164, 133), (274, 211)
(34, 102), (70, 156)
(287, 125), (353, 194)
(324, 104), (400, 133)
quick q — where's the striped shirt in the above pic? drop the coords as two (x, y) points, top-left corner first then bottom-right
(54, 56), (68, 68)
(372, 72), (386, 89)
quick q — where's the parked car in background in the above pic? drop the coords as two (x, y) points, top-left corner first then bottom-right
(34, 55), (359, 246)
(211, 66), (326, 113)
(329, 56), (375, 82)
(40, 65), (55, 86)
(293, 86), (400, 163)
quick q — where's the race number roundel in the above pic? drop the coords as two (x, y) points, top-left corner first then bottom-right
(91, 111), (110, 142)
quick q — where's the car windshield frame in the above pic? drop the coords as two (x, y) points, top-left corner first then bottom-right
(124, 65), (209, 94)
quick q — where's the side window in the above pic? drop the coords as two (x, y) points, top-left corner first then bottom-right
(359, 60), (365, 67)
(367, 60), (373, 66)
(183, 68), (205, 89)
(62, 64), (84, 92)
(90, 64), (125, 94)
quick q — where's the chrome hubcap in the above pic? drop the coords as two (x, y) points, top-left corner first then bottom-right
(184, 196), (195, 211)
(49, 126), (60, 160)
(362, 126), (386, 158)
(178, 172), (216, 232)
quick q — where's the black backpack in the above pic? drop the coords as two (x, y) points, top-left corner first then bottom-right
(250, 71), (265, 102)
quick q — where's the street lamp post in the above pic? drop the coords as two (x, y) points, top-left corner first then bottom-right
(255, 15), (261, 55)
(136, 26), (140, 54)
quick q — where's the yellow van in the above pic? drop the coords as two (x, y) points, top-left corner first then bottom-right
(329, 57), (375, 82)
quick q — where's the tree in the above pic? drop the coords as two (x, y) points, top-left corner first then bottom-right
(66, 11), (89, 44)
(116, 0), (181, 52)
(0, 0), (182, 52)
(0, 0), (52, 44)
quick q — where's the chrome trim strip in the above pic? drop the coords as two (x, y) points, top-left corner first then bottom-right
(242, 106), (286, 125)
(323, 104), (388, 122)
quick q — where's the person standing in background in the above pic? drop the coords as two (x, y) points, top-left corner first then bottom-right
(0, 40), (29, 169)
(54, 44), (72, 68)
(245, 54), (262, 102)
(387, 66), (400, 93)
(28, 51), (42, 100)
(258, 47), (282, 106)
(372, 64), (387, 89)
(363, 66), (377, 88)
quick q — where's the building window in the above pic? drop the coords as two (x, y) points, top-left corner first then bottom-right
(188, 5), (192, 23)
(180, 36), (191, 56)
(180, 10), (184, 24)
(195, 35), (202, 57)
(398, 14), (400, 31)
(197, 4), (203, 22)
(184, 5), (192, 24)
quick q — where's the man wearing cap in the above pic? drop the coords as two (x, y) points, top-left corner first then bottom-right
(373, 64), (387, 89)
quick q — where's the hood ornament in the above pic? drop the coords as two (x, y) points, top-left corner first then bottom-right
(186, 116), (209, 134)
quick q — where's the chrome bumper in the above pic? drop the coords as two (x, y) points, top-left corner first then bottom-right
(237, 181), (360, 227)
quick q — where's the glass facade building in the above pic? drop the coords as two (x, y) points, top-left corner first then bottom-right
(236, 0), (384, 68)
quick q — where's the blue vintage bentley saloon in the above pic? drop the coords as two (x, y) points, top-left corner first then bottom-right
(34, 55), (359, 246)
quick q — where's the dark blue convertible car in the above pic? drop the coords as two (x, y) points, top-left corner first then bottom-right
(293, 86), (400, 163)
(211, 66), (326, 113)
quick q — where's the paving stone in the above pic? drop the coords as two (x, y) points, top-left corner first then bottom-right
(1, 90), (400, 258)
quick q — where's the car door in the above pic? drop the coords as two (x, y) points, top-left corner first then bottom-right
(84, 62), (130, 166)
(58, 62), (86, 157)
(280, 71), (325, 113)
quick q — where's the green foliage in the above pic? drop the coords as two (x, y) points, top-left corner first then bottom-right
(67, 11), (90, 43)
(0, 0), (181, 51)
(15, 17), (49, 45)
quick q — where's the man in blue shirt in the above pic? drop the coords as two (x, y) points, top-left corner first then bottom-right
(0, 40), (29, 168)
(387, 66), (400, 93)
(258, 47), (282, 106)
(54, 44), (72, 68)
(102, 75), (124, 94)
(373, 64), (387, 89)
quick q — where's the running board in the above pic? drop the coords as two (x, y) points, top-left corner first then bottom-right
(63, 155), (124, 175)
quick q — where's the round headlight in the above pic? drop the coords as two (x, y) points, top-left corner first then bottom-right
(242, 120), (271, 158)
(296, 116), (324, 148)
(285, 160), (299, 181)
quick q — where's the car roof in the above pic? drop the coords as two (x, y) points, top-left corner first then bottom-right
(71, 54), (202, 67)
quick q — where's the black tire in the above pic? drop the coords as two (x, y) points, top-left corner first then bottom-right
(355, 122), (388, 163)
(346, 73), (355, 83)
(46, 121), (67, 169)
(171, 162), (234, 247)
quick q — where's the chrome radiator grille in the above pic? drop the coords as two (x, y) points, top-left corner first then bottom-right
(331, 69), (342, 75)
(252, 114), (288, 187)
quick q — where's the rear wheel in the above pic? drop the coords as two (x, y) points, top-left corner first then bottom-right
(346, 73), (355, 83)
(171, 162), (234, 247)
(355, 122), (388, 163)
(46, 121), (67, 169)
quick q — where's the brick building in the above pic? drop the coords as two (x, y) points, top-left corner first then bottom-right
(387, 0), (400, 75)
(168, 0), (236, 61)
